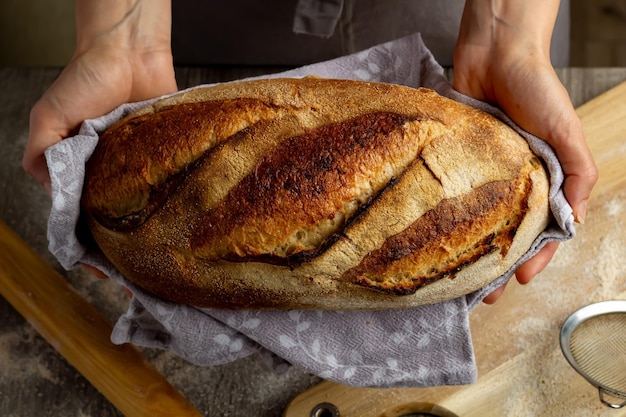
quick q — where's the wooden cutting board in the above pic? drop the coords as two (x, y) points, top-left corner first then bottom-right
(284, 82), (626, 417)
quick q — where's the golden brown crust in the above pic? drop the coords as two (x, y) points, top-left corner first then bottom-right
(342, 176), (530, 294)
(84, 99), (287, 221)
(82, 77), (551, 309)
(190, 112), (417, 261)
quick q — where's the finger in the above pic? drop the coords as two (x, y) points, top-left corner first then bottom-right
(81, 263), (108, 279)
(505, 71), (598, 224)
(80, 264), (133, 298)
(515, 241), (560, 285)
(23, 98), (71, 192)
(559, 148), (598, 224)
(482, 282), (507, 304)
(22, 153), (52, 195)
(546, 110), (598, 225)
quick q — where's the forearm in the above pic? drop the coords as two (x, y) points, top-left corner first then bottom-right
(74, 0), (172, 55)
(458, 0), (561, 59)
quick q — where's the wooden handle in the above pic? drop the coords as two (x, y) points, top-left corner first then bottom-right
(283, 379), (462, 417)
(0, 220), (202, 417)
(282, 354), (526, 417)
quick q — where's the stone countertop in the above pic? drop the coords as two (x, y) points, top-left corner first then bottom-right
(1, 67), (625, 417)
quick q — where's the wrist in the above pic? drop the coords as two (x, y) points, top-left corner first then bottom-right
(74, 0), (172, 57)
(456, 0), (560, 63)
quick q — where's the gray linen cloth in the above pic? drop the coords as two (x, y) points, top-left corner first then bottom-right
(45, 33), (575, 388)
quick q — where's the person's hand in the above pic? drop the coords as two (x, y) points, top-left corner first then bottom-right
(23, 0), (177, 193)
(454, 0), (598, 303)
(24, 1), (176, 286)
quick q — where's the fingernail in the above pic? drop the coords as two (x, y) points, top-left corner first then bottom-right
(576, 200), (587, 224)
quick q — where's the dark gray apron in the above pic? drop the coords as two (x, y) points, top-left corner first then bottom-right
(172, 0), (570, 67)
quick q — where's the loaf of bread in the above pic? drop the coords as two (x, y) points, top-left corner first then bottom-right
(81, 77), (551, 309)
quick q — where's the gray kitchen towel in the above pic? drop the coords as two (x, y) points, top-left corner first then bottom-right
(45, 33), (575, 388)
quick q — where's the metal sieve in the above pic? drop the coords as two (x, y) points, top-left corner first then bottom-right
(560, 300), (626, 409)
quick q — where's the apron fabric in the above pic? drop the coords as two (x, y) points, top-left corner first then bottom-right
(171, 0), (570, 67)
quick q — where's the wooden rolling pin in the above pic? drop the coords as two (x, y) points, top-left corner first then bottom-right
(0, 220), (202, 417)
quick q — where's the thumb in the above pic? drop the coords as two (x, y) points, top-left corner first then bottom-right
(549, 115), (598, 224)
(24, 99), (71, 195)
(491, 66), (598, 224)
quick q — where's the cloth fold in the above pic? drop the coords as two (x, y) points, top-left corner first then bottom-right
(293, 0), (344, 36)
(45, 33), (574, 388)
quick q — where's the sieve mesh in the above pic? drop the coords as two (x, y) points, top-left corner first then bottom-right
(568, 312), (626, 398)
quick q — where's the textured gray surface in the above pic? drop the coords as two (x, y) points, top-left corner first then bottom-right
(1, 66), (626, 416)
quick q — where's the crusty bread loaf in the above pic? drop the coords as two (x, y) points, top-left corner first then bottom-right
(81, 77), (551, 309)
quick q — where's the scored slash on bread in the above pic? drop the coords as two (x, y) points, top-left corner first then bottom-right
(81, 77), (550, 309)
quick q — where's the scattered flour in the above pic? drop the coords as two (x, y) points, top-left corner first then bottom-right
(499, 343), (619, 416)
(512, 316), (554, 348)
(534, 192), (626, 311)
(605, 197), (624, 217)
(590, 231), (626, 299)
(493, 193), (626, 416)
(0, 325), (59, 385)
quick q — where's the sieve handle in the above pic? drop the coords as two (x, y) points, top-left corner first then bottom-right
(599, 388), (626, 409)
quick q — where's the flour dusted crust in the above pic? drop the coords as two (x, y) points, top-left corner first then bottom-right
(82, 77), (551, 309)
